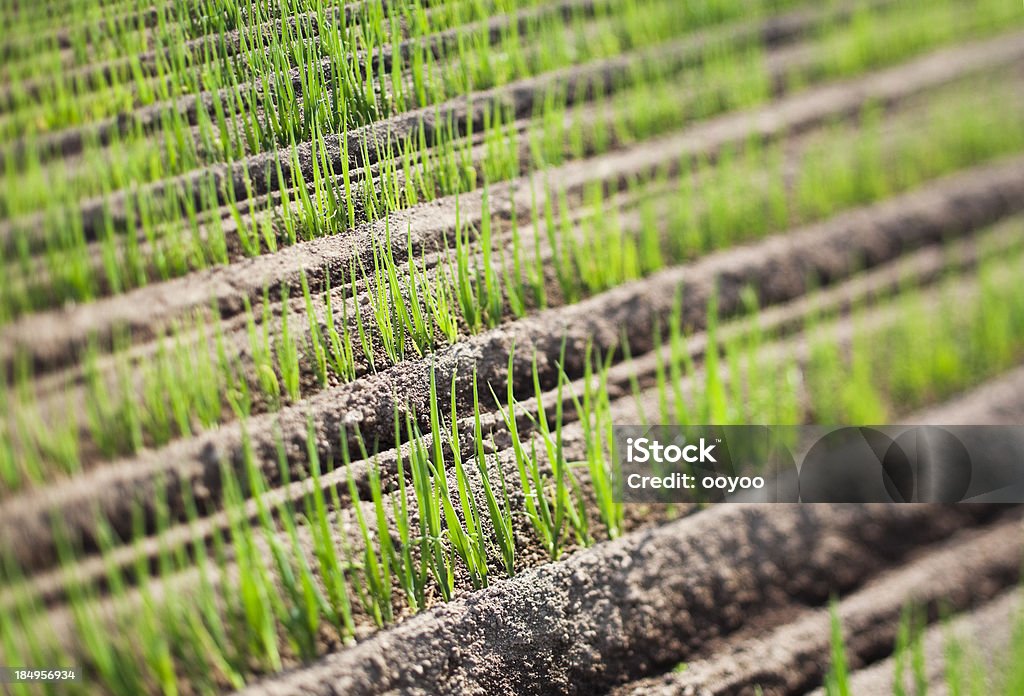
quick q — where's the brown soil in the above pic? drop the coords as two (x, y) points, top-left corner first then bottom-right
(7, 10), (1024, 695)
(0, 0), (395, 114)
(611, 517), (1023, 695)
(0, 17), (842, 312)
(804, 590), (1022, 696)
(236, 505), (1015, 696)
(3, 157), (1020, 577)
(0, 0), (825, 180)
(5, 33), (1024, 377)
(22, 80), (1019, 476)
(12, 220), (1019, 612)
(0, 0), (598, 137)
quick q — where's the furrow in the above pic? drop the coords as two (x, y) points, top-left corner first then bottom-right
(0, 0), (707, 169)
(6, 32), (1022, 375)
(237, 505), (1011, 696)
(16, 218), (1017, 607)
(1, 157), (1019, 576)
(0, 14), (866, 318)
(10, 237), (1022, 666)
(803, 591), (1022, 696)
(0, 0), (594, 132)
(0, 0), (400, 113)
(611, 520), (1024, 696)
(0, 0), (822, 245)
(15, 83), (996, 470)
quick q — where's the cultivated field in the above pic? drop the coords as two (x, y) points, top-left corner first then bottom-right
(2, 0), (1024, 693)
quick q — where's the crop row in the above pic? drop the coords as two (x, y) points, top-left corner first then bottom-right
(4, 29), (1022, 390)
(1, 0), (811, 233)
(3, 67), (1022, 498)
(0, 0), (754, 162)
(3, 152), (1022, 609)
(4, 3), (1024, 693)
(3, 0), (1019, 326)
(8, 211), (1020, 617)
(3, 236), (1024, 693)
(0, 0), (471, 125)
